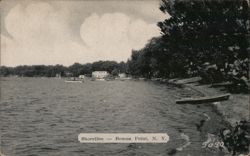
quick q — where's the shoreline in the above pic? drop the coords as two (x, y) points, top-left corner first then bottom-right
(166, 77), (250, 155)
(168, 77), (249, 127)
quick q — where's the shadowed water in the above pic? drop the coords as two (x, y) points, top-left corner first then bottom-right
(0, 77), (227, 156)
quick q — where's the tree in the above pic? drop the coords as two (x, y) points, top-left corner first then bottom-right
(158, 0), (249, 79)
(111, 68), (119, 76)
(0, 66), (12, 76)
(127, 50), (144, 77)
(69, 63), (84, 77)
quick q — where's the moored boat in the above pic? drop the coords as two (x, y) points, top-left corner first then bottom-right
(65, 77), (84, 83)
(65, 80), (83, 83)
(96, 78), (105, 81)
(176, 94), (230, 104)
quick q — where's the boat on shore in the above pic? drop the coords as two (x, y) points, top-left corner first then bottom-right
(176, 77), (202, 84)
(176, 93), (230, 104)
(211, 82), (233, 87)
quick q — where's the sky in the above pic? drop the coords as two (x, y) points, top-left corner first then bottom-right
(1, 0), (169, 67)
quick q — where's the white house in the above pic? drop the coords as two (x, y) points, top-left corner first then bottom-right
(79, 75), (85, 79)
(118, 73), (126, 78)
(92, 71), (109, 79)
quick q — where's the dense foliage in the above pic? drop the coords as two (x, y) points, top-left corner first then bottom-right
(0, 61), (128, 77)
(128, 0), (249, 81)
(220, 120), (250, 155)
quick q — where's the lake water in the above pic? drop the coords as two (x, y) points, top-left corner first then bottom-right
(0, 77), (227, 156)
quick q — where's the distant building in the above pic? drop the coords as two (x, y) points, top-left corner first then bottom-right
(79, 75), (85, 79)
(118, 73), (126, 78)
(55, 73), (61, 78)
(92, 71), (109, 79)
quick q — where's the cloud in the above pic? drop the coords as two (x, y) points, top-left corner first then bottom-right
(2, 2), (89, 66)
(80, 13), (160, 62)
(2, 1), (161, 66)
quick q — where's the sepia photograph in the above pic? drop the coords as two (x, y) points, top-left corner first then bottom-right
(0, 0), (249, 155)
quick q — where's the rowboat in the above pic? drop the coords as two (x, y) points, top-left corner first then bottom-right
(176, 94), (230, 104)
(96, 78), (105, 81)
(211, 82), (233, 87)
(65, 80), (83, 83)
(176, 77), (202, 84)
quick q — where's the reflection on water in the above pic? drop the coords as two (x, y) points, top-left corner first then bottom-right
(0, 77), (226, 156)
